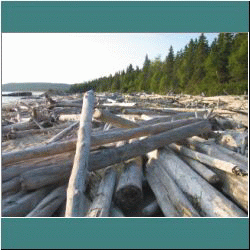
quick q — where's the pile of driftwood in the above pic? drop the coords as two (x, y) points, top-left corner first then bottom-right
(1, 90), (248, 217)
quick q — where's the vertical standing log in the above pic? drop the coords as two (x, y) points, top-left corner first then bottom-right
(65, 90), (95, 217)
(114, 159), (143, 210)
(86, 168), (117, 217)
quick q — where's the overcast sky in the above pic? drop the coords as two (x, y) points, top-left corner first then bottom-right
(2, 33), (219, 85)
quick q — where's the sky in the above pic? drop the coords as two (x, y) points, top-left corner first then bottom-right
(2, 33), (219, 85)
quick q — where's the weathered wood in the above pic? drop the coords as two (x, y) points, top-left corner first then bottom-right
(46, 121), (79, 144)
(20, 160), (72, 191)
(86, 168), (117, 217)
(146, 159), (200, 217)
(2, 152), (75, 182)
(141, 200), (161, 217)
(205, 166), (248, 212)
(26, 185), (67, 217)
(139, 111), (207, 126)
(2, 118), (202, 166)
(2, 121), (39, 134)
(115, 160), (143, 210)
(2, 191), (25, 209)
(170, 143), (247, 176)
(2, 187), (51, 217)
(2, 177), (21, 195)
(89, 120), (212, 171)
(58, 114), (81, 121)
(146, 167), (181, 217)
(179, 155), (221, 186)
(93, 108), (139, 129)
(65, 90), (95, 217)
(4, 121), (211, 191)
(157, 147), (247, 217)
(184, 137), (248, 170)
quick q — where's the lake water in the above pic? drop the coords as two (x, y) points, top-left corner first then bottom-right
(2, 91), (45, 105)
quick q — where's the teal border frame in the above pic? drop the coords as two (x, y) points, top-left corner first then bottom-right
(1, 1), (249, 249)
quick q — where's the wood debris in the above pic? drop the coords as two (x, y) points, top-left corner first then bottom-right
(1, 91), (248, 217)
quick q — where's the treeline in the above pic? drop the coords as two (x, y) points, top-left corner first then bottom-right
(69, 33), (248, 96)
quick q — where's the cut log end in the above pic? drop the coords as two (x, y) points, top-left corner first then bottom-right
(115, 185), (143, 210)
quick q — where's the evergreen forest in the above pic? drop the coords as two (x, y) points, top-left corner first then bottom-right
(69, 33), (248, 96)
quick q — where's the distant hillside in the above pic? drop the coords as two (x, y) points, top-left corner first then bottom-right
(2, 82), (72, 92)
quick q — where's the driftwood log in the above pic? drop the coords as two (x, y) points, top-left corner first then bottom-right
(2, 187), (51, 217)
(170, 143), (247, 176)
(26, 185), (67, 217)
(2, 118), (202, 166)
(115, 159), (143, 210)
(156, 147), (247, 217)
(179, 155), (221, 186)
(65, 90), (95, 217)
(141, 200), (161, 217)
(146, 166), (180, 217)
(86, 168), (117, 217)
(146, 158), (200, 217)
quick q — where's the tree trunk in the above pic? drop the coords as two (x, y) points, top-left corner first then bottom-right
(86, 168), (117, 217)
(65, 90), (95, 217)
(157, 147), (247, 217)
(141, 200), (161, 217)
(115, 160), (143, 210)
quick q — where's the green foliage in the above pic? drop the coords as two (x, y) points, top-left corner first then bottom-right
(69, 33), (248, 96)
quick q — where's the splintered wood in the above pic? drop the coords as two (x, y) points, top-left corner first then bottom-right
(1, 91), (248, 217)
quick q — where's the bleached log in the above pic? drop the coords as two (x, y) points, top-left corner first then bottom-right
(157, 147), (247, 217)
(146, 167), (180, 217)
(183, 137), (248, 170)
(204, 166), (248, 212)
(5, 121), (211, 191)
(2, 187), (51, 217)
(179, 155), (221, 186)
(2, 121), (39, 134)
(115, 160), (143, 210)
(170, 144), (247, 176)
(139, 111), (207, 126)
(58, 114), (81, 121)
(26, 185), (67, 217)
(93, 108), (139, 129)
(2, 118), (202, 166)
(46, 121), (79, 144)
(146, 159), (200, 217)
(141, 200), (161, 217)
(89, 120), (211, 171)
(99, 102), (137, 107)
(86, 168), (117, 217)
(65, 90), (95, 217)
